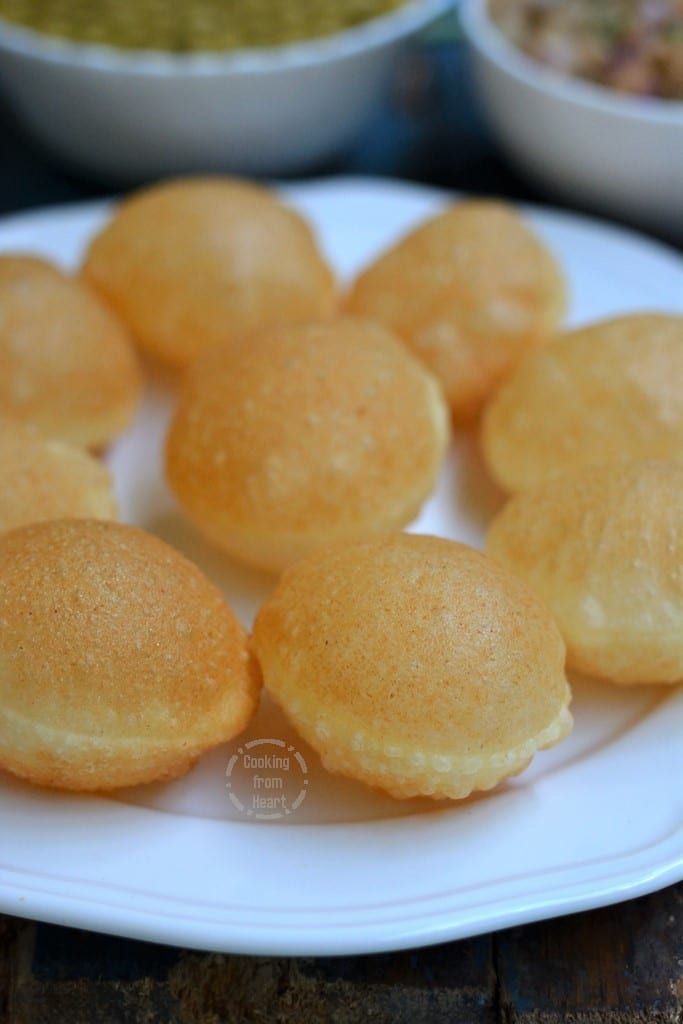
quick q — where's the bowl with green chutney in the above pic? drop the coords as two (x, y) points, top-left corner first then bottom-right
(0, 0), (451, 180)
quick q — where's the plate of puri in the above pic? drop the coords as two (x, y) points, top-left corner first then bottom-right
(0, 176), (681, 955)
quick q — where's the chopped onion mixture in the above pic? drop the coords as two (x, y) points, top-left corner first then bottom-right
(490, 0), (683, 99)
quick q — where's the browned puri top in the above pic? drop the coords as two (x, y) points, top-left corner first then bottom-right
(253, 533), (569, 754)
(0, 519), (260, 742)
(166, 318), (450, 541)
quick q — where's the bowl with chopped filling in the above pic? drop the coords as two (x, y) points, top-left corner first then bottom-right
(461, 0), (683, 231)
(0, 0), (450, 179)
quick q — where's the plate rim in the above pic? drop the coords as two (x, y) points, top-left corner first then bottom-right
(0, 823), (681, 955)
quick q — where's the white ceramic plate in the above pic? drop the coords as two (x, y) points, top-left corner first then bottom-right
(0, 178), (682, 956)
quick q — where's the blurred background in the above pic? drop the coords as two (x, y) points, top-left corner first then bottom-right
(0, 0), (680, 244)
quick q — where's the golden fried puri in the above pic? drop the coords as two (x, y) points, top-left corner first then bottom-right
(345, 201), (566, 421)
(82, 178), (337, 367)
(252, 534), (572, 800)
(165, 318), (450, 572)
(0, 255), (141, 448)
(487, 460), (683, 685)
(0, 418), (117, 533)
(481, 313), (683, 493)
(0, 519), (260, 791)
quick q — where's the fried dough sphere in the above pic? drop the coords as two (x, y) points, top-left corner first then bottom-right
(0, 255), (141, 447)
(345, 201), (566, 421)
(0, 418), (117, 533)
(252, 534), (572, 800)
(481, 313), (683, 492)
(82, 177), (337, 368)
(488, 460), (683, 685)
(0, 519), (261, 791)
(165, 318), (450, 572)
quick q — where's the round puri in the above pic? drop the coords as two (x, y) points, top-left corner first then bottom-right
(488, 460), (683, 685)
(0, 255), (141, 448)
(345, 201), (566, 421)
(82, 177), (337, 368)
(0, 418), (117, 533)
(252, 534), (572, 800)
(482, 313), (683, 493)
(0, 520), (260, 791)
(166, 318), (450, 573)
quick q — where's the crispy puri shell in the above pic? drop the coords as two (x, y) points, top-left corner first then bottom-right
(82, 177), (337, 368)
(0, 519), (261, 791)
(345, 201), (566, 422)
(481, 314), (683, 493)
(165, 318), (450, 573)
(252, 534), (572, 800)
(0, 255), (141, 448)
(0, 418), (117, 533)
(487, 460), (683, 685)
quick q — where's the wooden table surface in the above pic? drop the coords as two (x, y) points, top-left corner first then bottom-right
(0, 24), (680, 1024)
(1, 884), (682, 1022)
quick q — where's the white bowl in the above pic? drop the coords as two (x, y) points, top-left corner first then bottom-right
(0, 0), (450, 181)
(461, 0), (683, 233)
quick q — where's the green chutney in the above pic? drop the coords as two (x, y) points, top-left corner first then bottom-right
(0, 0), (408, 51)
